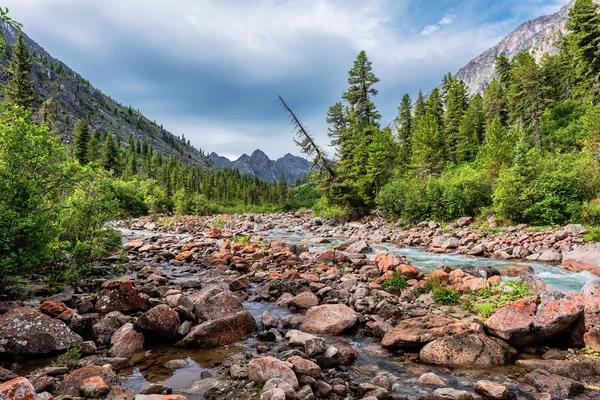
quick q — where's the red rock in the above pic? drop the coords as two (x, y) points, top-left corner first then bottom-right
(398, 264), (420, 279)
(124, 239), (143, 251)
(175, 251), (194, 262)
(178, 310), (257, 348)
(485, 291), (584, 346)
(109, 323), (144, 359)
(420, 333), (511, 367)
(95, 280), (147, 314)
(57, 365), (118, 397)
(248, 356), (298, 389)
(0, 377), (36, 400)
(428, 271), (449, 284)
(0, 307), (82, 355)
(382, 316), (475, 349)
(370, 253), (403, 272)
(189, 287), (243, 321)
(448, 269), (467, 283)
(562, 244), (600, 276)
(40, 300), (68, 318)
(300, 304), (357, 335)
(474, 380), (509, 399)
(80, 376), (110, 397)
(135, 305), (180, 340)
(209, 228), (221, 238)
(316, 250), (350, 264)
(181, 243), (196, 252)
(289, 292), (319, 309)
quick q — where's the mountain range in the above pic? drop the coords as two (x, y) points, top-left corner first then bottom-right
(210, 150), (310, 183)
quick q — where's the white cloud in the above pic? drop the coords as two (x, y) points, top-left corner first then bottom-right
(420, 24), (440, 36)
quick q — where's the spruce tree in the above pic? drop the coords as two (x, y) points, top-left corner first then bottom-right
(495, 53), (512, 86)
(4, 31), (35, 109)
(87, 133), (101, 164)
(414, 90), (426, 121)
(326, 102), (349, 149)
(342, 50), (381, 123)
(425, 88), (444, 124)
(101, 133), (119, 172)
(278, 171), (288, 207)
(411, 113), (446, 178)
(456, 94), (485, 163)
(444, 79), (469, 161)
(565, 0), (600, 99)
(483, 78), (509, 127)
(72, 119), (90, 164)
(396, 94), (413, 168)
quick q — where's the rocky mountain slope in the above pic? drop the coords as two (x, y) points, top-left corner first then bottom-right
(0, 22), (211, 168)
(454, 0), (576, 95)
(210, 149), (310, 183)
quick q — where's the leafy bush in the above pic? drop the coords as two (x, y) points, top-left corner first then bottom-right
(380, 277), (408, 291)
(477, 301), (497, 318)
(499, 280), (534, 301)
(433, 287), (460, 305)
(287, 184), (320, 210)
(313, 197), (352, 220)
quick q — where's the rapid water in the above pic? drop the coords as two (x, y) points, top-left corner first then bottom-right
(268, 228), (597, 293)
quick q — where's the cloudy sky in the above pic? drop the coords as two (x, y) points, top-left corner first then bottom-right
(5, 0), (569, 159)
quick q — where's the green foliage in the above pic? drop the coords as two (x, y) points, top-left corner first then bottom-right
(380, 277), (408, 291)
(73, 119), (90, 165)
(3, 32), (35, 109)
(57, 345), (82, 363)
(477, 301), (497, 318)
(313, 196), (352, 221)
(499, 280), (534, 301)
(433, 287), (460, 305)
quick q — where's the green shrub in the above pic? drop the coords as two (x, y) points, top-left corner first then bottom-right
(313, 197), (352, 220)
(433, 287), (460, 305)
(499, 280), (534, 301)
(380, 277), (408, 291)
(477, 301), (497, 318)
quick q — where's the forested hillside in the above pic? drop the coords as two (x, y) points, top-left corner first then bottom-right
(291, 0), (600, 228)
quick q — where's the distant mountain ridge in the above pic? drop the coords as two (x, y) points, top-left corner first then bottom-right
(210, 150), (310, 183)
(0, 22), (211, 168)
(452, 0), (577, 96)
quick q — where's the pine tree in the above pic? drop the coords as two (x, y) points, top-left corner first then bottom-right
(508, 52), (549, 149)
(444, 79), (469, 161)
(364, 127), (396, 197)
(565, 0), (600, 99)
(411, 113), (446, 178)
(278, 171), (288, 206)
(4, 31), (35, 109)
(456, 94), (485, 163)
(425, 88), (444, 124)
(326, 102), (349, 149)
(73, 119), (90, 164)
(414, 90), (426, 121)
(495, 53), (512, 86)
(396, 94), (413, 168)
(484, 78), (509, 127)
(101, 133), (119, 172)
(480, 118), (514, 173)
(87, 134), (101, 164)
(342, 50), (381, 123)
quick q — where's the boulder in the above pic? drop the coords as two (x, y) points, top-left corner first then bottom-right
(40, 300), (68, 318)
(345, 241), (372, 254)
(260, 388), (285, 400)
(0, 307), (82, 355)
(178, 310), (257, 348)
(92, 311), (131, 346)
(419, 333), (511, 367)
(248, 356), (299, 389)
(418, 372), (448, 386)
(370, 253), (403, 272)
(108, 323), (144, 359)
(228, 275), (249, 292)
(289, 292), (319, 309)
(135, 305), (180, 340)
(433, 388), (480, 400)
(382, 316), (474, 349)
(80, 376), (110, 397)
(579, 280), (600, 350)
(287, 355), (321, 378)
(562, 244), (600, 275)
(95, 280), (147, 314)
(300, 304), (357, 335)
(515, 359), (597, 380)
(188, 288), (243, 321)
(57, 365), (119, 397)
(0, 378), (37, 400)
(485, 291), (584, 346)
(457, 216), (474, 227)
(0, 367), (17, 383)
(527, 369), (584, 400)
(474, 381), (508, 400)
(261, 311), (279, 330)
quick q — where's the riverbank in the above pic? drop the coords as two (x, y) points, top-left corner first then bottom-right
(1, 212), (600, 400)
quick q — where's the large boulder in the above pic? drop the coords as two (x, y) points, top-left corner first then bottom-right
(92, 311), (131, 346)
(562, 244), (600, 275)
(315, 250), (350, 264)
(382, 316), (475, 349)
(248, 356), (299, 389)
(419, 333), (512, 367)
(288, 292), (319, 309)
(578, 280), (600, 350)
(178, 310), (257, 348)
(0, 377), (37, 400)
(95, 280), (147, 314)
(300, 304), (357, 335)
(135, 305), (180, 340)
(527, 369), (585, 400)
(345, 241), (372, 254)
(108, 323), (144, 359)
(0, 307), (82, 355)
(57, 365), (119, 397)
(188, 288), (243, 321)
(485, 291), (584, 346)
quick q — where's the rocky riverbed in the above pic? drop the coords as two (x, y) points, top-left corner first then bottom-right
(2, 211), (600, 400)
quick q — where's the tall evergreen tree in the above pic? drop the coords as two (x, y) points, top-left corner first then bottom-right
(509, 52), (549, 149)
(456, 94), (485, 163)
(72, 119), (90, 164)
(326, 102), (349, 149)
(101, 133), (119, 172)
(341, 50), (381, 123)
(495, 53), (512, 86)
(411, 113), (446, 178)
(483, 78), (509, 127)
(396, 94), (413, 168)
(565, 0), (600, 99)
(444, 79), (469, 161)
(4, 31), (35, 109)
(87, 133), (101, 164)
(278, 171), (288, 206)
(425, 88), (444, 124)
(414, 90), (426, 121)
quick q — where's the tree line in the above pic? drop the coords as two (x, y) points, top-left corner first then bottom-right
(290, 0), (600, 226)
